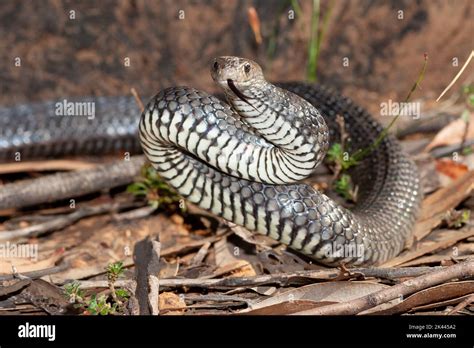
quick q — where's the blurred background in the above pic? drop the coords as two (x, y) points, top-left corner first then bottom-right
(0, 0), (472, 117)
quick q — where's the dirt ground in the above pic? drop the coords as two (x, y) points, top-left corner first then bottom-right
(0, 0), (472, 111)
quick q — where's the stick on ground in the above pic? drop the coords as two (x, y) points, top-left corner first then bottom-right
(0, 156), (145, 210)
(292, 259), (474, 315)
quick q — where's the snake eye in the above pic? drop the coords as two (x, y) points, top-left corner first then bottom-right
(244, 64), (251, 74)
(213, 61), (219, 71)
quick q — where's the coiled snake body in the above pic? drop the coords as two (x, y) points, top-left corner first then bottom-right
(0, 56), (421, 266)
(139, 57), (421, 266)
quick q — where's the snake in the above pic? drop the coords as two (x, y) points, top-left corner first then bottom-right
(0, 56), (421, 266)
(138, 56), (422, 266)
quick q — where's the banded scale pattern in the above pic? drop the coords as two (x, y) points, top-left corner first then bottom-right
(0, 58), (421, 266)
(139, 79), (422, 266)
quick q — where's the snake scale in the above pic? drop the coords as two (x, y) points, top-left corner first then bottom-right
(0, 56), (421, 266)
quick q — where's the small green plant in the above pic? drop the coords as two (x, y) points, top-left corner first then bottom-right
(127, 164), (184, 211)
(333, 173), (358, 202)
(327, 143), (359, 172)
(64, 281), (85, 305)
(106, 261), (126, 281)
(87, 294), (118, 315)
(64, 261), (130, 315)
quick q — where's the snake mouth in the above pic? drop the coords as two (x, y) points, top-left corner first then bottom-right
(227, 79), (252, 106)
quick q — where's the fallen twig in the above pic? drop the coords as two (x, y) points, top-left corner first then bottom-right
(0, 156), (145, 210)
(73, 266), (444, 290)
(446, 293), (474, 315)
(0, 263), (69, 281)
(112, 205), (156, 221)
(291, 259), (474, 315)
(430, 139), (474, 158)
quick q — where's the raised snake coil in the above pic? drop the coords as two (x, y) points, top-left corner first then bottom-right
(0, 58), (421, 266)
(138, 58), (422, 266)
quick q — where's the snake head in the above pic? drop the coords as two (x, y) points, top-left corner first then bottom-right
(211, 56), (264, 98)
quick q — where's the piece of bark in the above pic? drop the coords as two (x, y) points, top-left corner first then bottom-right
(133, 235), (161, 315)
(20, 279), (72, 315)
(0, 279), (31, 297)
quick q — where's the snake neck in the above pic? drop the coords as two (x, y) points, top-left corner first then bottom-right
(224, 81), (330, 182)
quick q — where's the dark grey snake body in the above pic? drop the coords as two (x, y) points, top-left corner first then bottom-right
(0, 81), (421, 266)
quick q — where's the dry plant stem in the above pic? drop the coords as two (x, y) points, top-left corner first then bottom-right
(460, 116), (471, 152)
(436, 50), (474, 102)
(446, 293), (474, 315)
(292, 259), (474, 315)
(74, 266), (443, 290)
(131, 87), (145, 112)
(112, 205), (156, 221)
(0, 160), (96, 175)
(109, 278), (122, 306)
(0, 156), (145, 210)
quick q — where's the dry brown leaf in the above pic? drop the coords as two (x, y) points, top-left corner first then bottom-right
(229, 223), (276, 248)
(243, 300), (338, 315)
(159, 292), (186, 315)
(400, 242), (474, 267)
(425, 114), (474, 151)
(412, 170), (474, 241)
(242, 281), (389, 313)
(414, 294), (472, 312)
(435, 159), (469, 180)
(212, 260), (256, 278)
(50, 257), (133, 284)
(0, 248), (63, 275)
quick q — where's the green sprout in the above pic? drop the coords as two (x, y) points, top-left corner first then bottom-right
(64, 281), (85, 305)
(87, 294), (118, 316)
(106, 261), (125, 283)
(327, 143), (359, 171)
(127, 163), (184, 211)
(333, 174), (358, 202)
(64, 261), (131, 315)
